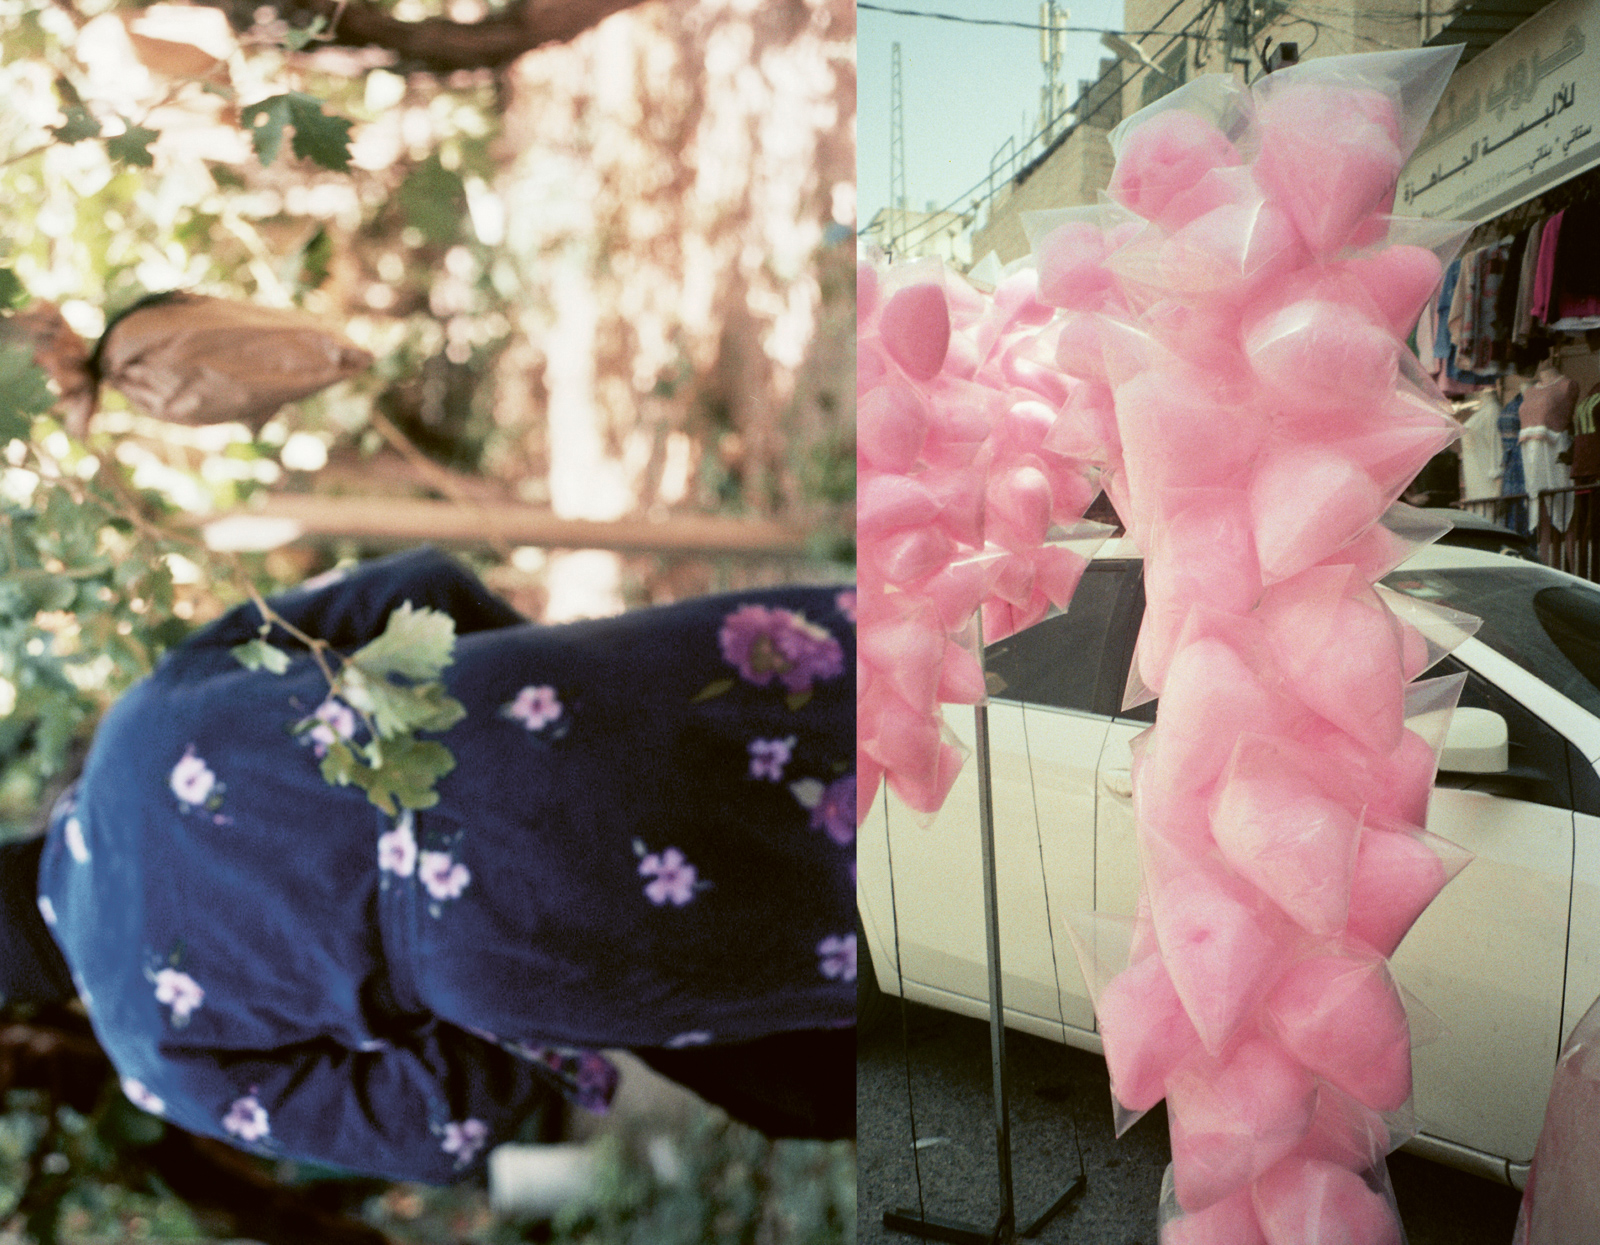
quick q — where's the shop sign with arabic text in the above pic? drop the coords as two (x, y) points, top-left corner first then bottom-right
(1401, 0), (1599, 222)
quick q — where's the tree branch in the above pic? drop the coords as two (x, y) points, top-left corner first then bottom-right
(239, 0), (662, 72)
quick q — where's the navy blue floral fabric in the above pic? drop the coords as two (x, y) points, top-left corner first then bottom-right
(37, 548), (855, 1183)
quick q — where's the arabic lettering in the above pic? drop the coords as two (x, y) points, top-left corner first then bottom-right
(1485, 25), (1587, 121)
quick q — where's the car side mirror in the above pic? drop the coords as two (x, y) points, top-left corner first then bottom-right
(1438, 708), (1510, 774)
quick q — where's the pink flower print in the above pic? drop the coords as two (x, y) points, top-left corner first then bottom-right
(378, 813), (418, 878)
(748, 736), (797, 781)
(718, 605), (844, 694)
(63, 816), (89, 864)
(154, 968), (204, 1022)
(419, 850), (471, 901)
(122, 1077), (165, 1116)
(639, 847), (698, 906)
(222, 1092), (270, 1143)
(507, 684), (562, 730)
(817, 933), (856, 983)
(308, 697), (358, 757)
(836, 589), (857, 623)
(441, 1118), (489, 1167)
(809, 775), (857, 847)
(170, 749), (217, 808)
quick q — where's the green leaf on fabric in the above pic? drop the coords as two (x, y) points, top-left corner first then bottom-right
(106, 122), (160, 167)
(785, 689), (813, 711)
(231, 638), (290, 674)
(351, 601), (457, 681)
(341, 668), (465, 739)
(691, 678), (735, 703)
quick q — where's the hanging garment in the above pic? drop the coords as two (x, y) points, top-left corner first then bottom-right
(1513, 218), (1546, 344)
(1501, 392), (1529, 534)
(1572, 385), (1600, 482)
(1461, 392), (1503, 502)
(1551, 198), (1600, 328)
(1530, 209), (1566, 326)
(1520, 374), (1578, 531)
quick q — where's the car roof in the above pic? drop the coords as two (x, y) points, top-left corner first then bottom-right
(1087, 535), (1582, 580)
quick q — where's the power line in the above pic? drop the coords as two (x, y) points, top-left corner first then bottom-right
(858, 1), (1215, 39)
(865, 0), (1211, 250)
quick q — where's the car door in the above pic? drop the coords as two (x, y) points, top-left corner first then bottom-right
(856, 561), (1138, 1042)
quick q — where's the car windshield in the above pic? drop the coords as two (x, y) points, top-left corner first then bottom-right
(1383, 565), (1600, 719)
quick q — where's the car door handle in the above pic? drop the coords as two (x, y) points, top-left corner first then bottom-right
(1102, 768), (1134, 799)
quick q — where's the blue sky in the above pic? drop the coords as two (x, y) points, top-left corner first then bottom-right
(858, 0), (1127, 229)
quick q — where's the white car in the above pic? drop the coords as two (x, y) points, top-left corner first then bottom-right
(859, 539), (1600, 1189)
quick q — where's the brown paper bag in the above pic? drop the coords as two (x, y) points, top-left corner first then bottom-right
(93, 292), (373, 430)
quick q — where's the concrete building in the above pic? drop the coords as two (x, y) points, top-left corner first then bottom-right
(860, 204), (976, 268)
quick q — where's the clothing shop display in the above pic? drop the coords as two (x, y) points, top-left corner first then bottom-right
(1500, 390), (1529, 535)
(1574, 384), (1600, 483)
(1516, 366), (1580, 524)
(1460, 392), (1502, 502)
(1549, 198), (1600, 330)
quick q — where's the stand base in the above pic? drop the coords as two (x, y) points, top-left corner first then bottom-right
(884, 1177), (1085, 1244)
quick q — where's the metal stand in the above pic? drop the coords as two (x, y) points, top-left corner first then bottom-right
(885, 625), (1087, 1244)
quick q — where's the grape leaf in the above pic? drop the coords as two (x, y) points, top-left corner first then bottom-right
(340, 668), (466, 738)
(0, 344), (55, 442)
(287, 93), (353, 171)
(240, 93), (351, 170)
(231, 638), (290, 674)
(107, 123), (160, 167)
(350, 602), (457, 682)
(319, 735), (454, 814)
(241, 95), (291, 165)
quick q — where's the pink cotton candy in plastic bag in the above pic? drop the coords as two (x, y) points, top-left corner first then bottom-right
(879, 281), (951, 381)
(1167, 1035), (1319, 1212)
(1345, 824), (1471, 957)
(1099, 951), (1205, 1116)
(1152, 866), (1292, 1054)
(1109, 107), (1245, 228)
(1163, 1185), (1268, 1245)
(1253, 1158), (1403, 1245)
(1265, 955), (1412, 1113)
(1254, 80), (1404, 255)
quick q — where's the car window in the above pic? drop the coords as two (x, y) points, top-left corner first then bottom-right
(1435, 656), (1572, 811)
(983, 561), (1142, 715)
(1383, 565), (1600, 720)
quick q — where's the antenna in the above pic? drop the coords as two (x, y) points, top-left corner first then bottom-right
(1040, 3), (1067, 142)
(890, 41), (907, 259)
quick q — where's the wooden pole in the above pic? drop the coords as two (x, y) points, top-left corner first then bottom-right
(186, 494), (817, 558)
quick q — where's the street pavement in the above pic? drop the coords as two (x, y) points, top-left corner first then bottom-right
(859, 1000), (1524, 1245)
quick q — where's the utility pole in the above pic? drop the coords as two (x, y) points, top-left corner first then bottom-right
(1222, 0), (1254, 81)
(890, 41), (906, 259)
(1039, 2), (1067, 142)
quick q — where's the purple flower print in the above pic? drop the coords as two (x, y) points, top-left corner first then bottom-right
(809, 775), (857, 846)
(639, 847), (698, 906)
(154, 968), (204, 1022)
(441, 1118), (489, 1167)
(122, 1077), (165, 1116)
(718, 605), (844, 694)
(748, 736), (797, 781)
(222, 1092), (270, 1143)
(507, 684), (562, 730)
(666, 1030), (713, 1049)
(419, 850), (471, 901)
(817, 933), (856, 983)
(378, 813), (418, 878)
(170, 749), (217, 808)
(836, 589), (857, 623)
(63, 816), (89, 864)
(308, 697), (358, 757)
